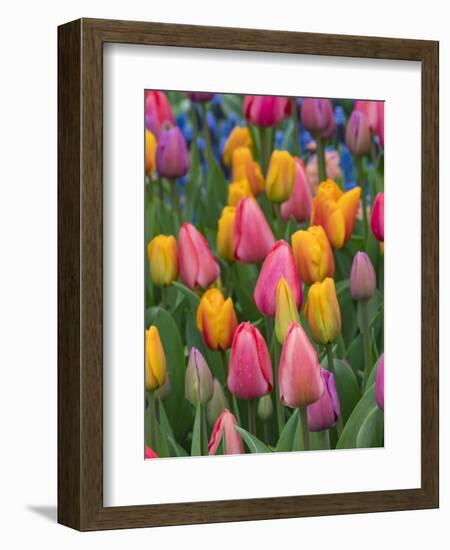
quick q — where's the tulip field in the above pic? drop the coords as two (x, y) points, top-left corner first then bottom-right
(144, 91), (384, 459)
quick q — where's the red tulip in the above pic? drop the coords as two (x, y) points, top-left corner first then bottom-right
(234, 198), (275, 263)
(145, 91), (175, 137)
(253, 241), (302, 318)
(178, 223), (220, 289)
(301, 98), (334, 134)
(145, 446), (159, 459)
(228, 322), (273, 400)
(280, 158), (312, 223)
(371, 192), (384, 242)
(208, 409), (245, 455)
(243, 95), (290, 127)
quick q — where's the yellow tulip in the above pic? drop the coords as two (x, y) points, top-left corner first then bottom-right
(304, 278), (342, 345)
(223, 127), (253, 166)
(265, 150), (296, 203)
(227, 178), (253, 207)
(147, 235), (178, 286)
(232, 146), (265, 196)
(196, 289), (238, 351)
(291, 225), (334, 285)
(275, 278), (300, 344)
(145, 130), (157, 176)
(145, 326), (167, 391)
(217, 206), (236, 262)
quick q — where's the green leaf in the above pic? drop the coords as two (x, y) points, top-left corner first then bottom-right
(356, 290), (383, 333)
(336, 384), (377, 449)
(172, 281), (200, 309)
(167, 436), (189, 457)
(184, 143), (202, 222)
(276, 409), (303, 452)
(235, 427), (272, 454)
(333, 360), (361, 424)
(337, 285), (357, 348)
(356, 406), (384, 448)
(184, 314), (224, 383)
(232, 263), (260, 321)
(345, 333), (364, 378)
(202, 156), (228, 229)
(191, 403), (203, 457)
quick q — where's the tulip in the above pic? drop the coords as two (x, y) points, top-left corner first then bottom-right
(231, 147), (265, 196)
(208, 408), (245, 455)
(253, 240), (301, 318)
(371, 192), (384, 242)
(156, 124), (190, 179)
(196, 289), (238, 351)
(311, 179), (361, 248)
(301, 98), (334, 134)
(280, 158), (312, 222)
(266, 150), (296, 203)
(178, 223), (220, 289)
(243, 95), (290, 127)
(228, 322), (273, 400)
(350, 252), (377, 301)
(187, 91), (215, 103)
(257, 394), (273, 421)
(346, 110), (372, 156)
(223, 127), (253, 166)
(275, 278), (300, 344)
(145, 90), (175, 137)
(207, 378), (229, 427)
(307, 368), (340, 432)
(147, 235), (178, 286)
(185, 348), (214, 406)
(279, 322), (324, 408)
(234, 198), (275, 263)
(227, 178), (253, 207)
(145, 326), (167, 391)
(145, 130), (157, 176)
(354, 100), (381, 133)
(145, 446), (159, 459)
(217, 206), (236, 262)
(291, 225), (334, 285)
(306, 149), (342, 194)
(375, 354), (384, 410)
(304, 278), (341, 345)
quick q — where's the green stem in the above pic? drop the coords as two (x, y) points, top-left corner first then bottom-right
(158, 178), (165, 205)
(201, 103), (213, 163)
(325, 344), (343, 437)
(248, 399), (257, 435)
(290, 98), (301, 157)
(355, 156), (369, 248)
(361, 299), (372, 389)
(170, 180), (181, 231)
(317, 429), (331, 450)
(272, 203), (283, 239)
(221, 350), (241, 425)
(161, 286), (168, 309)
(258, 126), (272, 177)
(200, 405), (208, 455)
(273, 338), (285, 435)
(148, 391), (157, 452)
(299, 407), (310, 451)
(315, 133), (327, 183)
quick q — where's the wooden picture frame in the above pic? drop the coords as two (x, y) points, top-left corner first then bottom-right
(58, 18), (439, 531)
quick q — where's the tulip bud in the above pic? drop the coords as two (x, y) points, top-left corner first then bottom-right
(307, 368), (340, 431)
(301, 98), (334, 134)
(291, 225), (334, 285)
(147, 235), (178, 286)
(375, 354), (384, 411)
(228, 322), (273, 400)
(145, 130), (157, 176)
(196, 289), (238, 351)
(208, 408), (245, 455)
(279, 322), (324, 408)
(350, 252), (377, 301)
(185, 348), (214, 406)
(231, 147), (265, 196)
(371, 192), (384, 242)
(145, 90), (175, 137)
(227, 178), (253, 207)
(156, 124), (190, 179)
(217, 206), (236, 262)
(178, 223), (220, 289)
(280, 158), (312, 223)
(207, 378), (229, 427)
(304, 278), (342, 345)
(254, 241), (302, 318)
(275, 278), (300, 344)
(187, 91), (215, 102)
(243, 95), (290, 127)
(311, 179), (361, 249)
(346, 110), (372, 156)
(266, 150), (296, 203)
(257, 394), (273, 421)
(145, 446), (159, 459)
(145, 326), (167, 391)
(234, 198), (275, 263)
(223, 127), (253, 167)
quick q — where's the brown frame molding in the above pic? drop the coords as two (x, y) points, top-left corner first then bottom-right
(58, 18), (439, 531)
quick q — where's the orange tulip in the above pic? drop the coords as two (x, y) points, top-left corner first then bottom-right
(291, 225), (334, 285)
(145, 326), (167, 391)
(196, 289), (238, 351)
(147, 235), (178, 286)
(223, 127), (253, 166)
(145, 130), (157, 176)
(217, 206), (236, 262)
(231, 146), (265, 196)
(227, 178), (253, 207)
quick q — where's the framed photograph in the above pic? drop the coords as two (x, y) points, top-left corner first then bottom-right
(58, 18), (439, 531)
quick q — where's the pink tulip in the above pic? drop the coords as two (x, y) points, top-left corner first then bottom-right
(145, 91), (175, 137)
(228, 322), (273, 400)
(307, 368), (340, 431)
(234, 198), (275, 263)
(346, 110), (372, 156)
(354, 100), (381, 133)
(253, 241), (302, 318)
(145, 446), (158, 459)
(280, 158), (312, 222)
(301, 98), (334, 134)
(243, 95), (290, 127)
(375, 354), (384, 411)
(371, 192), (384, 242)
(208, 408), (245, 455)
(279, 322), (324, 408)
(305, 149), (342, 194)
(178, 223), (220, 289)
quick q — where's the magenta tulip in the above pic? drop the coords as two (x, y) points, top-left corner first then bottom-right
(208, 408), (245, 455)
(280, 157), (312, 223)
(178, 223), (220, 289)
(307, 368), (340, 431)
(156, 124), (190, 179)
(253, 241), (302, 318)
(243, 95), (290, 127)
(371, 192), (384, 242)
(346, 110), (372, 156)
(350, 252), (377, 301)
(228, 322), (273, 400)
(234, 197), (275, 263)
(279, 322), (324, 408)
(145, 91), (175, 137)
(187, 91), (215, 102)
(301, 98), (334, 134)
(375, 354), (384, 411)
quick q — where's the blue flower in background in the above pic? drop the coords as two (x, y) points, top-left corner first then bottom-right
(340, 144), (357, 190)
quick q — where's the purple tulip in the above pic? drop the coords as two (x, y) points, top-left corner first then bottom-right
(156, 124), (190, 179)
(187, 92), (215, 103)
(345, 110), (372, 156)
(307, 368), (340, 432)
(301, 98), (334, 134)
(350, 252), (377, 301)
(375, 354), (384, 410)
